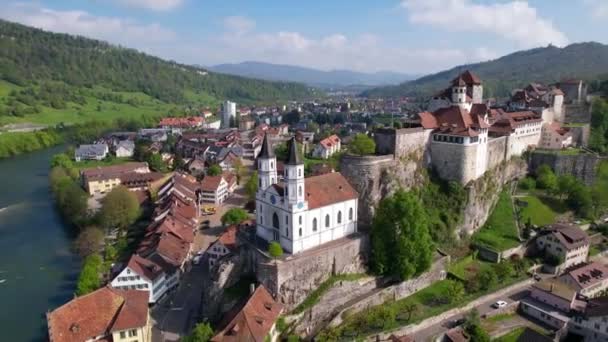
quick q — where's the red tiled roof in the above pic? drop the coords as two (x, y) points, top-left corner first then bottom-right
(211, 285), (283, 342)
(47, 287), (148, 342)
(125, 254), (164, 281)
(545, 223), (589, 251)
(452, 70), (481, 85)
(319, 134), (340, 149)
(305, 172), (358, 209)
(201, 175), (225, 192)
(81, 162), (149, 182)
(159, 116), (204, 128)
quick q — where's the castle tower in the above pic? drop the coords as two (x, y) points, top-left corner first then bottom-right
(283, 137), (305, 206)
(452, 76), (467, 107)
(257, 134), (277, 193)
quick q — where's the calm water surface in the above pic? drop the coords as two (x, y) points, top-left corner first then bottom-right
(0, 146), (80, 341)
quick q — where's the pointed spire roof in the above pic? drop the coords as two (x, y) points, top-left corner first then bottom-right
(258, 134), (274, 159)
(285, 137), (302, 165)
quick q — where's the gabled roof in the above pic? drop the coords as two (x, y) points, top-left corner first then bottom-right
(47, 287), (149, 342)
(451, 70), (482, 85)
(533, 278), (577, 302)
(544, 223), (589, 251)
(305, 172), (358, 209)
(560, 262), (608, 290)
(216, 225), (239, 252)
(201, 175), (226, 192)
(124, 254), (165, 281)
(211, 285), (283, 342)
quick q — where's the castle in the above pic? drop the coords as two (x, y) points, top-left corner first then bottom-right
(255, 135), (359, 254)
(377, 70), (566, 184)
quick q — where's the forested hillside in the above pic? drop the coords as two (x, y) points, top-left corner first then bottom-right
(0, 19), (317, 126)
(363, 43), (608, 99)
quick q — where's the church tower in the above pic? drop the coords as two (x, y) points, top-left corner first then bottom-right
(257, 134), (277, 193)
(283, 137), (305, 206)
(452, 76), (467, 106)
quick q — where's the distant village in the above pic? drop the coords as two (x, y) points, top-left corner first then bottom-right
(46, 72), (608, 342)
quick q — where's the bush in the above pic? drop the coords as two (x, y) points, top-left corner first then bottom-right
(76, 254), (102, 296)
(349, 133), (376, 156)
(221, 208), (249, 226)
(519, 177), (536, 190)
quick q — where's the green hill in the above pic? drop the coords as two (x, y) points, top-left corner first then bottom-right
(363, 43), (608, 99)
(0, 19), (318, 126)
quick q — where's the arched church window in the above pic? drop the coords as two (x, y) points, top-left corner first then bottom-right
(299, 228), (302, 237)
(299, 216), (302, 225)
(298, 186), (302, 197)
(272, 213), (279, 229)
(313, 218), (317, 232)
(270, 161), (274, 169)
(337, 211), (342, 224)
(349, 208), (353, 220)
(298, 169), (302, 177)
(325, 214), (330, 228)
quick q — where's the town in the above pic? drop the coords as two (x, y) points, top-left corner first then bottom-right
(42, 70), (608, 342)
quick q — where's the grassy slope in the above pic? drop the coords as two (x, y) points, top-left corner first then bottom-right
(518, 194), (568, 226)
(473, 190), (520, 251)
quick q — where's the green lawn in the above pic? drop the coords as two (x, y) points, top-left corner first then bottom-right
(493, 327), (526, 342)
(517, 195), (568, 227)
(448, 255), (494, 280)
(472, 190), (520, 251)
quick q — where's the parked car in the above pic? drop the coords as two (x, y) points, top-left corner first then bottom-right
(193, 255), (202, 265)
(492, 300), (508, 309)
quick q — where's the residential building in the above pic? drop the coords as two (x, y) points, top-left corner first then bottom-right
(312, 134), (341, 159)
(207, 225), (238, 268)
(115, 140), (135, 158)
(74, 143), (109, 162)
(509, 82), (564, 123)
(520, 278), (583, 329)
(201, 175), (229, 204)
(488, 109), (543, 157)
(559, 262), (608, 298)
(540, 122), (574, 150)
(187, 158), (207, 177)
(138, 128), (170, 142)
(159, 116), (204, 129)
(110, 254), (179, 304)
(47, 287), (151, 342)
(256, 135), (358, 254)
(80, 162), (154, 195)
(536, 224), (590, 271)
(222, 101), (237, 128)
(570, 297), (608, 342)
(211, 285), (283, 342)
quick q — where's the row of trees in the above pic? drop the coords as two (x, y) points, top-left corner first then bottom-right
(589, 98), (608, 153)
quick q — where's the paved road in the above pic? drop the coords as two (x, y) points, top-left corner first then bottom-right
(411, 283), (531, 341)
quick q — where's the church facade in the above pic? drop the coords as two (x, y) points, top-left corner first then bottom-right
(255, 135), (358, 254)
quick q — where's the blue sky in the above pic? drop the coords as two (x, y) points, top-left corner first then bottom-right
(2, 0), (607, 74)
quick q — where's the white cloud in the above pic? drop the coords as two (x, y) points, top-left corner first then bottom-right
(1, 3), (176, 48)
(223, 16), (256, 34)
(401, 0), (568, 48)
(114, 0), (184, 11)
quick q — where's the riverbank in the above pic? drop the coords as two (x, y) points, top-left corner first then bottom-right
(0, 145), (80, 341)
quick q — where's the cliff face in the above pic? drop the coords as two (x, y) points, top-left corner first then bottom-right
(529, 151), (604, 185)
(340, 153), (527, 236)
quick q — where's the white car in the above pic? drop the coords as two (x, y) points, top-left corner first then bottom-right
(492, 300), (508, 309)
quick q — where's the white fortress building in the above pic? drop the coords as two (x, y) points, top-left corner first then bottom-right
(222, 100), (237, 128)
(255, 135), (358, 254)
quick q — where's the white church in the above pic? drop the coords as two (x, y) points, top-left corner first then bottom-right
(255, 135), (359, 254)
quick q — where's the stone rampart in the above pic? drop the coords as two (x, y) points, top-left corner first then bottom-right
(529, 151), (604, 185)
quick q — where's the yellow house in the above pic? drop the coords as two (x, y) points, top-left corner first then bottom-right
(81, 162), (151, 195)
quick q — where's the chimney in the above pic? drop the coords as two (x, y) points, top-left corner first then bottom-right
(250, 283), (256, 295)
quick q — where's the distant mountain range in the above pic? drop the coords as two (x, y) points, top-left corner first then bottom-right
(363, 42), (608, 98)
(208, 61), (418, 88)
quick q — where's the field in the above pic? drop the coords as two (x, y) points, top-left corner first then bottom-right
(517, 194), (568, 227)
(472, 190), (520, 251)
(448, 255), (494, 280)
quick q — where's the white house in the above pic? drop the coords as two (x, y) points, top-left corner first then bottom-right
(540, 122), (574, 150)
(115, 140), (135, 158)
(312, 134), (341, 159)
(559, 262), (608, 299)
(255, 135), (358, 254)
(200, 174), (229, 204)
(110, 254), (179, 304)
(570, 297), (608, 342)
(74, 143), (109, 162)
(536, 224), (589, 271)
(207, 225), (238, 268)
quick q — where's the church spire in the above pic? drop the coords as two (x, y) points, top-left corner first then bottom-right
(259, 133), (274, 159)
(285, 137), (302, 165)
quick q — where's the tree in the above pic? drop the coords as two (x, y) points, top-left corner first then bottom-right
(536, 165), (558, 192)
(146, 152), (165, 172)
(221, 208), (249, 225)
(182, 322), (214, 342)
(207, 164), (222, 176)
(245, 172), (259, 202)
(51, 153), (73, 169)
(74, 226), (104, 257)
(477, 267), (498, 291)
(349, 133), (375, 156)
(370, 190), (434, 281)
(268, 241), (283, 262)
(463, 309), (481, 332)
(173, 154), (186, 171)
(495, 261), (514, 281)
(99, 186), (140, 230)
(401, 303), (418, 321)
(468, 324), (491, 342)
(518, 177), (536, 190)
(557, 175), (578, 199)
(444, 280), (465, 304)
(567, 183), (594, 219)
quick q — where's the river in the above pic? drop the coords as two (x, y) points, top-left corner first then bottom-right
(0, 146), (80, 341)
